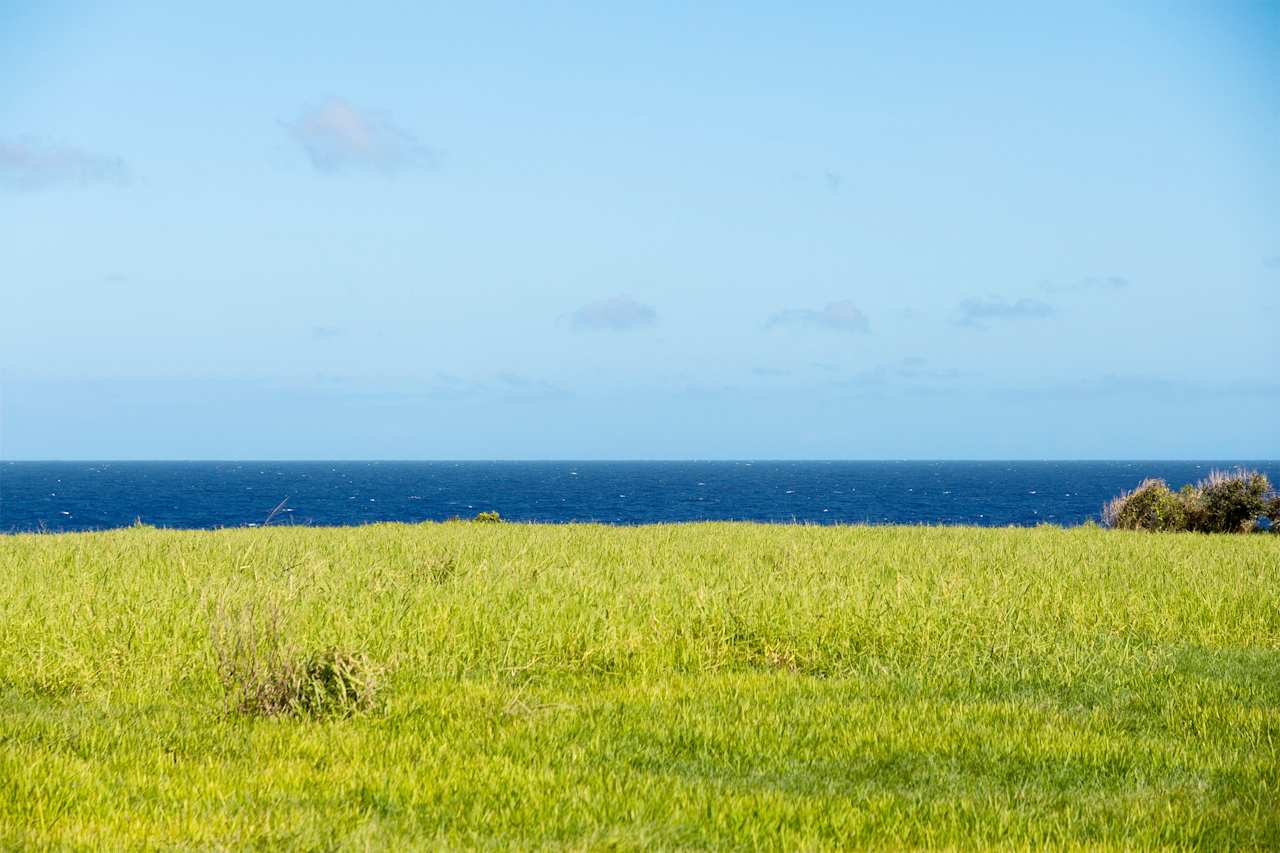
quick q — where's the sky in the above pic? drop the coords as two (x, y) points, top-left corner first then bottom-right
(1, 2), (1277, 459)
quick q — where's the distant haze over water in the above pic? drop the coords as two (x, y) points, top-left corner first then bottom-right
(4, 461), (1278, 533)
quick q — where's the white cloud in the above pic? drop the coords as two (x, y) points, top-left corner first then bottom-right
(767, 300), (870, 334)
(569, 295), (658, 331)
(0, 138), (129, 191)
(286, 98), (431, 173)
(1042, 275), (1130, 294)
(956, 297), (1053, 327)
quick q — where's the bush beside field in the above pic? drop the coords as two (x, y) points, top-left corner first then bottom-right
(2, 522), (1278, 849)
(1103, 468), (1279, 533)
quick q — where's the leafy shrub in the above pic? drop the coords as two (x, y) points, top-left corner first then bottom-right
(1184, 469), (1272, 533)
(1101, 479), (1189, 531)
(211, 600), (383, 717)
(473, 511), (502, 523)
(1103, 469), (1276, 534)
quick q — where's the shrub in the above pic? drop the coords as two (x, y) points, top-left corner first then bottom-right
(1101, 479), (1189, 531)
(1102, 469), (1276, 534)
(473, 511), (502, 523)
(211, 600), (383, 717)
(1185, 469), (1272, 533)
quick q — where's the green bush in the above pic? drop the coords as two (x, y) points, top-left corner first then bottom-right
(1185, 469), (1272, 533)
(1102, 479), (1189, 531)
(1103, 469), (1275, 534)
(473, 511), (502, 523)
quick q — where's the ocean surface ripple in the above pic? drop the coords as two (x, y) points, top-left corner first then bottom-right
(3, 460), (1277, 532)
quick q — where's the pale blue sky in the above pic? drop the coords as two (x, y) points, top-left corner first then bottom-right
(2, 2), (1277, 459)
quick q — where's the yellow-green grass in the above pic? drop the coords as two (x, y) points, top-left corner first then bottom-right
(2, 522), (1278, 849)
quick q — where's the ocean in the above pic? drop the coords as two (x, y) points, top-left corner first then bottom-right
(3, 460), (1277, 532)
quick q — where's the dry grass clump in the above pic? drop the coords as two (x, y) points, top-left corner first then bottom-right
(1103, 468), (1276, 533)
(210, 600), (382, 718)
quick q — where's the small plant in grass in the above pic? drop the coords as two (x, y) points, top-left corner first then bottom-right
(473, 511), (502, 523)
(289, 648), (384, 716)
(211, 600), (383, 718)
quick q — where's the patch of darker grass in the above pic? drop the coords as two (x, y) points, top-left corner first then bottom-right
(211, 601), (384, 719)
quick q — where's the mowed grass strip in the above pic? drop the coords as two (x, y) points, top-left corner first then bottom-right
(1, 523), (1277, 849)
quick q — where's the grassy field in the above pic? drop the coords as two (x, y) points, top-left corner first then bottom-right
(2, 522), (1278, 849)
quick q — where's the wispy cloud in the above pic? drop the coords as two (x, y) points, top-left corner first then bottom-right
(893, 356), (966, 380)
(0, 138), (129, 191)
(569, 295), (657, 332)
(285, 98), (431, 173)
(994, 374), (1280, 403)
(314, 371), (570, 402)
(955, 297), (1053, 328)
(494, 372), (572, 399)
(767, 300), (870, 334)
(1041, 275), (1130, 294)
(831, 357), (968, 390)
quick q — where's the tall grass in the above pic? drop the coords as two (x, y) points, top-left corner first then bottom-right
(210, 598), (382, 717)
(1, 522), (1278, 848)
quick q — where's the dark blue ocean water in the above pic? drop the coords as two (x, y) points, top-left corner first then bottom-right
(3, 461), (1277, 533)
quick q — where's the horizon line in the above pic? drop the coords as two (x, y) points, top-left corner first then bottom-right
(4, 458), (1278, 465)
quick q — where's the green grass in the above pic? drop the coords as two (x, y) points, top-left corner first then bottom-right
(2, 522), (1278, 849)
